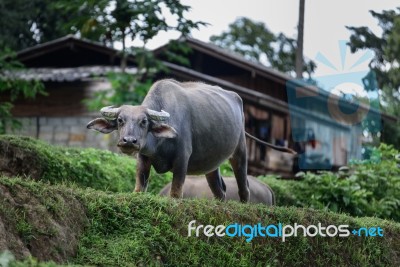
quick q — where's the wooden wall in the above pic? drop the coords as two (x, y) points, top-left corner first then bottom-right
(9, 81), (109, 117)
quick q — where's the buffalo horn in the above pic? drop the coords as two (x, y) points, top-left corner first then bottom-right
(147, 109), (170, 121)
(100, 106), (120, 120)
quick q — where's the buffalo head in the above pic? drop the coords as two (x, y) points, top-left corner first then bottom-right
(87, 105), (177, 154)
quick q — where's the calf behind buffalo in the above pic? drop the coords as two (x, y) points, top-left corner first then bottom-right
(159, 176), (275, 205)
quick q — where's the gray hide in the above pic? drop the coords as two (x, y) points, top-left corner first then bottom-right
(87, 80), (250, 201)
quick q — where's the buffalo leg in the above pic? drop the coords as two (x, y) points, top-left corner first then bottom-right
(169, 158), (189, 198)
(229, 133), (250, 202)
(205, 168), (226, 201)
(135, 155), (151, 192)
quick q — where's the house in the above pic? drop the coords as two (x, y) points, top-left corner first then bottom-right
(7, 35), (137, 151)
(5, 35), (395, 176)
(153, 38), (394, 174)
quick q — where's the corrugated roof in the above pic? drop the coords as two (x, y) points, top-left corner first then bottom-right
(2, 66), (137, 82)
(14, 34), (136, 67)
(154, 37), (302, 87)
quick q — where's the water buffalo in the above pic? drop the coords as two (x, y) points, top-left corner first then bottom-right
(159, 176), (275, 205)
(87, 79), (294, 202)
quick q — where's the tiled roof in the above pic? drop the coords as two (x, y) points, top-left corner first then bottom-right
(2, 66), (137, 82)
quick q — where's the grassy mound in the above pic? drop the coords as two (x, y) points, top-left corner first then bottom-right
(0, 135), (171, 194)
(0, 178), (87, 263)
(1, 177), (399, 266)
(0, 135), (136, 192)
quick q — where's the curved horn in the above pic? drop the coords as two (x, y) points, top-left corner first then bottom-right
(146, 109), (170, 121)
(100, 106), (120, 120)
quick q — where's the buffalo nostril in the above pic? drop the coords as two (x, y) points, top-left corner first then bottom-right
(123, 137), (137, 144)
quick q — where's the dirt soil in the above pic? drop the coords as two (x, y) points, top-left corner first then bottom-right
(0, 183), (88, 263)
(0, 138), (44, 179)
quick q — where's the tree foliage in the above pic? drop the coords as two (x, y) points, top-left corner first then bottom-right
(347, 8), (400, 148)
(67, 0), (207, 109)
(0, 0), (51, 133)
(0, 0), (74, 51)
(0, 51), (46, 133)
(55, 0), (207, 49)
(210, 17), (316, 78)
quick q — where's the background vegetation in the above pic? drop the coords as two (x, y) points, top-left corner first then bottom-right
(260, 144), (400, 222)
(347, 8), (400, 148)
(0, 52), (45, 134)
(210, 17), (316, 79)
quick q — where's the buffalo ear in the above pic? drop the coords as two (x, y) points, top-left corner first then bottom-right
(87, 118), (117, 134)
(151, 123), (178, 138)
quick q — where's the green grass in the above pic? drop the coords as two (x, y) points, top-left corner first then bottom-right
(2, 136), (400, 266)
(0, 135), (171, 194)
(1, 177), (399, 267)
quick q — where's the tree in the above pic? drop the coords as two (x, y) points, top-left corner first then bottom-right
(60, 0), (207, 108)
(347, 8), (400, 148)
(0, 0), (75, 51)
(0, 0), (55, 132)
(210, 17), (316, 79)
(55, 0), (206, 50)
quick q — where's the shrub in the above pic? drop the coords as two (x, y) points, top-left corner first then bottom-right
(259, 144), (400, 221)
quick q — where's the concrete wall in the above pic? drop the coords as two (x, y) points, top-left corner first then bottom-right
(7, 116), (118, 151)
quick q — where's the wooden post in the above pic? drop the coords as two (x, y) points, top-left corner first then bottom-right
(296, 0), (305, 79)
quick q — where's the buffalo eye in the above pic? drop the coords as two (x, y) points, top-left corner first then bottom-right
(140, 118), (148, 127)
(117, 117), (124, 125)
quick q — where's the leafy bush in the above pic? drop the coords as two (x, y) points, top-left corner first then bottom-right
(0, 50), (46, 134)
(84, 73), (153, 111)
(220, 160), (234, 176)
(258, 175), (300, 207)
(259, 144), (400, 221)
